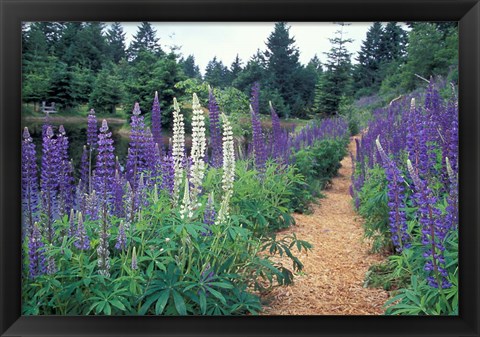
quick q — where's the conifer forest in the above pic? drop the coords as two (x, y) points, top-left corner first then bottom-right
(21, 21), (459, 315)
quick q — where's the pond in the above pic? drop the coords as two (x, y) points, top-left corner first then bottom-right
(23, 117), (138, 174)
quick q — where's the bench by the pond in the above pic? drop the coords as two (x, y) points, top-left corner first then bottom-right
(41, 102), (58, 114)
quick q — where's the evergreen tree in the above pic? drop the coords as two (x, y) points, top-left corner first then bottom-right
(379, 22), (407, 63)
(22, 23), (56, 109)
(58, 22), (107, 73)
(106, 22), (126, 64)
(204, 57), (229, 88)
(314, 23), (353, 115)
(47, 62), (75, 109)
(89, 63), (125, 114)
(70, 65), (95, 105)
(228, 54), (243, 85)
(128, 22), (162, 61)
(232, 51), (266, 94)
(180, 54), (201, 79)
(264, 22), (302, 116)
(37, 22), (63, 53)
(400, 23), (457, 90)
(354, 22), (384, 92)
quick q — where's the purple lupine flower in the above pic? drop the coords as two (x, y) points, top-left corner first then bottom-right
(376, 138), (411, 252)
(444, 158), (458, 232)
(144, 127), (159, 183)
(126, 103), (149, 187)
(208, 88), (223, 168)
(201, 193), (216, 236)
(28, 222), (46, 278)
(151, 91), (163, 147)
(74, 211), (90, 250)
(124, 181), (135, 222)
(115, 220), (127, 251)
(407, 159), (451, 289)
(85, 189), (99, 221)
(97, 227), (110, 277)
(22, 127), (39, 234)
(40, 126), (59, 243)
(250, 82), (260, 117)
(112, 169), (125, 218)
(79, 145), (89, 193)
(87, 109), (98, 149)
(86, 109), (98, 194)
(250, 108), (266, 173)
(57, 126), (75, 216)
(95, 120), (116, 211)
(160, 154), (175, 195)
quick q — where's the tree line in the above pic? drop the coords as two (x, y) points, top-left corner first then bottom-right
(22, 21), (458, 124)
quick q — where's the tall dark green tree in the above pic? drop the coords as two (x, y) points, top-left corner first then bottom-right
(106, 22), (127, 64)
(22, 23), (56, 109)
(128, 22), (162, 61)
(180, 54), (201, 79)
(264, 22), (302, 116)
(400, 23), (457, 90)
(314, 23), (353, 115)
(47, 62), (75, 109)
(228, 54), (243, 85)
(232, 50), (266, 94)
(89, 63), (125, 114)
(354, 22), (384, 93)
(379, 22), (407, 63)
(204, 57), (229, 88)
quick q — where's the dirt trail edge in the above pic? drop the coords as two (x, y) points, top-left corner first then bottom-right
(261, 136), (389, 315)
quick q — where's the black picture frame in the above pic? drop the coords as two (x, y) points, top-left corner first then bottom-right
(1, 0), (479, 336)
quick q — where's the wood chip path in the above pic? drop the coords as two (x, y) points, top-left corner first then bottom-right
(261, 136), (389, 315)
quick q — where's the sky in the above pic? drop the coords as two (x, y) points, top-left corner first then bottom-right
(117, 22), (375, 74)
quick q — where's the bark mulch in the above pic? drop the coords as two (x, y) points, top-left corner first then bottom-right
(261, 136), (389, 315)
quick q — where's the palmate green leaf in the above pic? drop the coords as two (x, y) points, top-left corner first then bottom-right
(208, 282), (234, 289)
(199, 292), (207, 315)
(139, 291), (162, 315)
(103, 302), (112, 315)
(172, 290), (187, 315)
(110, 299), (126, 311)
(205, 287), (226, 305)
(155, 290), (170, 315)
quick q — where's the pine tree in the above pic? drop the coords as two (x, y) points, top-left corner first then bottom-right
(232, 51), (266, 94)
(228, 54), (243, 85)
(22, 23), (55, 109)
(128, 22), (162, 61)
(181, 54), (201, 79)
(106, 22), (126, 64)
(379, 22), (407, 63)
(89, 63), (125, 114)
(314, 23), (353, 115)
(354, 22), (384, 93)
(204, 57), (229, 88)
(264, 22), (302, 116)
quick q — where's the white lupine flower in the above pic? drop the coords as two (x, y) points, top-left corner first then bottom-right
(216, 113), (235, 224)
(190, 93), (207, 204)
(172, 97), (185, 205)
(410, 98), (416, 112)
(179, 177), (193, 220)
(445, 157), (455, 181)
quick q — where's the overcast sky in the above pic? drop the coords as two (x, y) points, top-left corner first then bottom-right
(117, 22), (376, 74)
